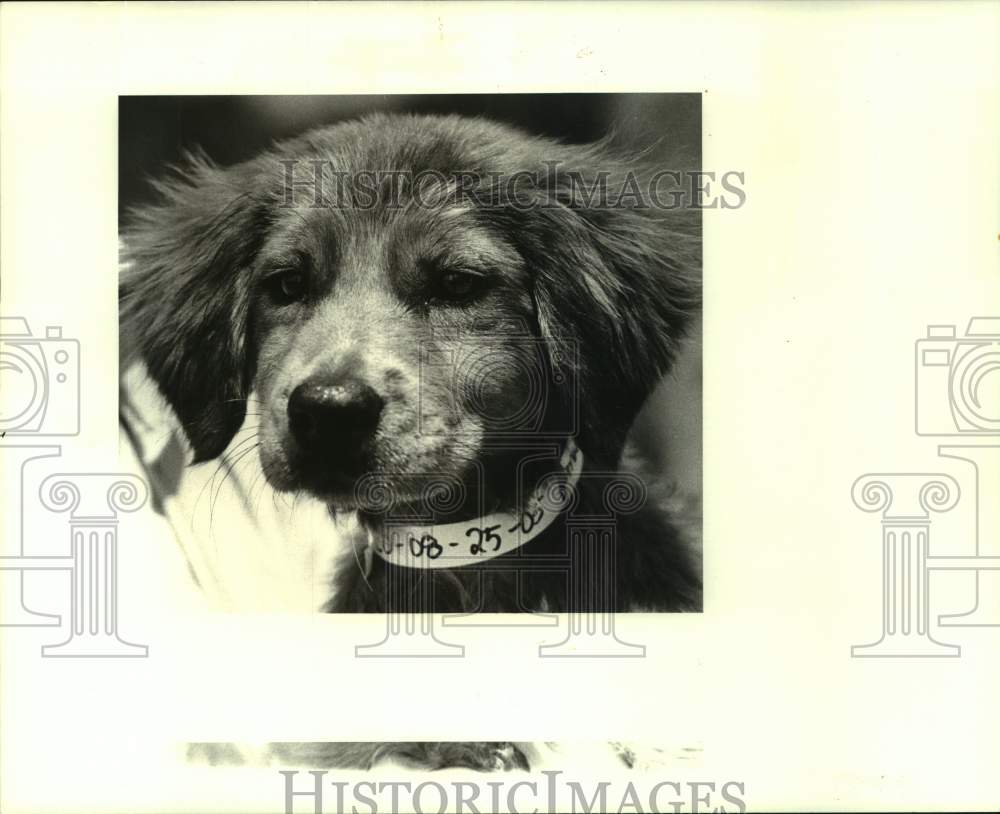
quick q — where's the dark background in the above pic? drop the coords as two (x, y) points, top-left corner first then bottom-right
(118, 94), (703, 498)
(119, 94), (701, 215)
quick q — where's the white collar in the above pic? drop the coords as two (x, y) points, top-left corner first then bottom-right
(367, 439), (584, 570)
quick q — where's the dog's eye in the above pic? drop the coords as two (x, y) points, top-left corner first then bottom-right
(435, 270), (487, 302)
(265, 269), (308, 305)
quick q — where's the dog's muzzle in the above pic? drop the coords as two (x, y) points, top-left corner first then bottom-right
(287, 375), (384, 473)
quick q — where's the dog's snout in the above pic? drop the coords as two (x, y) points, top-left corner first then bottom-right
(287, 377), (384, 457)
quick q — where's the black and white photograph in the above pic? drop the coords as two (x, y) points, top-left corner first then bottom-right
(114, 91), (708, 780)
(118, 93), (705, 616)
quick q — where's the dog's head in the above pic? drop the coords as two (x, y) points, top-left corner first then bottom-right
(121, 113), (699, 510)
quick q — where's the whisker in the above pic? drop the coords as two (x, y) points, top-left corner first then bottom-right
(206, 442), (261, 529)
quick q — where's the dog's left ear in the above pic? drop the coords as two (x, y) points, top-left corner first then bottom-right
(508, 147), (701, 465)
(120, 153), (269, 462)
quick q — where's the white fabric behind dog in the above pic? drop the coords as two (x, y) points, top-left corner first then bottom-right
(120, 359), (350, 612)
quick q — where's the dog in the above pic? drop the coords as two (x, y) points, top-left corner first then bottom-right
(120, 112), (702, 614)
(185, 740), (671, 773)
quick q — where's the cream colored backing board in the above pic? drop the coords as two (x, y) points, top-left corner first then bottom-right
(1, 3), (998, 813)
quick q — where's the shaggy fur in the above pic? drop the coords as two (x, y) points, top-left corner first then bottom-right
(120, 112), (702, 614)
(188, 741), (531, 772)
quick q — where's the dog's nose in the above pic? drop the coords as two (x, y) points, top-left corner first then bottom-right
(287, 377), (384, 456)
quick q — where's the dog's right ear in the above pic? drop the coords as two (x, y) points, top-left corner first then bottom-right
(120, 152), (269, 463)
